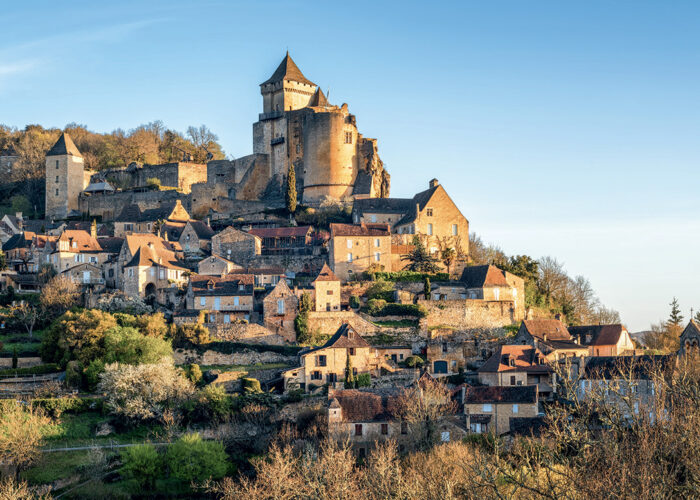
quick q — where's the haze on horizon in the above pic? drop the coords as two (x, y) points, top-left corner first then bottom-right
(1, 0), (698, 331)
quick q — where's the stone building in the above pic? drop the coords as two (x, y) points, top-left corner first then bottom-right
(478, 345), (556, 400)
(210, 226), (261, 262)
(262, 279), (299, 342)
(91, 161), (206, 194)
(179, 219), (215, 258)
(45, 133), (93, 220)
(116, 233), (185, 297)
(185, 274), (255, 323)
(513, 319), (588, 361)
(197, 254), (242, 276)
(462, 385), (539, 435)
(328, 223), (391, 280)
(48, 229), (107, 272)
(679, 319), (700, 357)
(568, 324), (636, 357)
(312, 263), (341, 312)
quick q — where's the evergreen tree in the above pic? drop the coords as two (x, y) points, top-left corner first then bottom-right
(694, 308), (700, 324)
(294, 292), (312, 344)
(344, 353), (355, 388)
(401, 236), (440, 273)
(285, 164), (297, 214)
(424, 277), (431, 300)
(668, 297), (684, 327)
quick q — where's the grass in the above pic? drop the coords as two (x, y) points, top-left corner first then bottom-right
(22, 450), (94, 485)
(40, 412), (165, 448)
(427, 324), (459, 332)
(372, 319), (418, 328)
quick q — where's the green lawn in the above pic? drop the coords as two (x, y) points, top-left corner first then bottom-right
(22, 449), (95, 485)
(41, 412), (165, 448)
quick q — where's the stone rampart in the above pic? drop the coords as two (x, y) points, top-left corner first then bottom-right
(307, 310), (379, 335)
(418, 299), (517, 332)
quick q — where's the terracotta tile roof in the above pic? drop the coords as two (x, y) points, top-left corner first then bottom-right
(46, 133), (82, 157)
(248, 226), (312, 238)
(56, 230), (102, 253)
(521, 319), (571, 341)
(308, 324), (369, 353)
(33, 235), (57, 249)
(330, 222), (390, 237)
(329, 389), (401, 422)
(190, 273), (255, 296)
(125, 243), (186, 271)
(124, 234), (180, 256)
(478, 345), (552, 374)
(312, 263), (339, 283)
(568, 324), (627, 347)
(460, 265), (509, 288)
(261, 52), (316, 87)
(463, 385), (537, 405)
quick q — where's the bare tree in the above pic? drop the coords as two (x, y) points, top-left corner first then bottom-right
(0, 402), (49, 477)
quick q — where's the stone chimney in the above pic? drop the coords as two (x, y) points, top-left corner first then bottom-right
(15, 213), (22, 229)
(429, 178), (439, 188)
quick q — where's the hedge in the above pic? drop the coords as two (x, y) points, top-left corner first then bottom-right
(369, 303), (427, 318)
(370, 271), (449, 283)
(0, 363), (61, 377)
(31, 397), (103, 417)
(182, 341), (302, 357)
(242, 378), (262, 393)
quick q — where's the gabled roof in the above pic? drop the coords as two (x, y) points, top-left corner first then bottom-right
(2, 232), (34, 251)
(46, 133), (82, 157)
(478, 345), (552, 374)
(330, 222), (390, 237)
(520, 319), (571, 342)
(125, 242), (186, 271)
(312, 262), (339, 283)
(189, 273), (255, 296)
(582, 355), (674, 380)
(56, 230), (102, 253)
(353, 197), (415, 215)
(308, 87), (329, 107)
(308, 324), (369, 353)
(123, 233), (181, 257)
(185, 220), (215, 240)
(460, 265), (509, 288)
(568, 324), (627, 347)
(84, 181), (115, 193)
(248, 226), (312, 238)
(329, 389), (401, 422)
(97, 237), (125, 254)
(463, 385), (537, 405)
(681, 320), (700, 340)
(261, 52), (316, 87)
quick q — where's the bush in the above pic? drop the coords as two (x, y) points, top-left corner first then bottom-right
(242, 378), (262, 393)
(190, 341), (302, 357)
(184, 363), (203, 385)
(366, 302), (427, 318)
(366, 280), (395, 302)
(367, 299), (387, 316)
(166, 433), (228, 483)
(405, 356), (424, 368)
(355, 373), (371, 388)
(172, 323), (210, 348)
(369, 271), (450, 282)
(103, 326), (172, 365)
(121, 443), (162, 488)
(0, 363), (60, 377)
(84, 359), (106, 391)
(349, 295), (361, 309)
(31, 396), (103, 418)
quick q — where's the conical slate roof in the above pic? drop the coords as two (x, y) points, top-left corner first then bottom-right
(261, 52), (316, 87)
(308, 87), (329, 107)
(46, 133), (82, 157)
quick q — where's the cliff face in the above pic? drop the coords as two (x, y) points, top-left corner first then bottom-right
(360, 138), (390, 198)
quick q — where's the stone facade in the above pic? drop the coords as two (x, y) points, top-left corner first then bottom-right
(197, 254), (242, 276)
(306, 310), (380, 336)
(419, 299), (519, 332)
(92, 162), (206, 194)
(45, 133), (91, 220)
(210, 227), (261, 263)
(328, 223), (392, 281)
(312, 264), (341, 312)
(262, 280), (299, 342)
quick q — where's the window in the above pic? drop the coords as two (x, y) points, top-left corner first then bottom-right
(296, 144), (300, 153)
(441, 431), (450, 443)
(214, 297), (221, 310)
(55, 160), (59, 169)
(470, 422), (483, 434)
(200, 297), (206, 306)
(442, 342), (448, 353)
(370, 214), (377, 223)
(311, 371), (322, 380)
(401, 422), (408, 434)
(427, 223), (433, 235)
(374, 238), (380, 247)
(374, 252), (380, 262)
(150, 268), (155, 277)
(452, 224), (458, 236)
(277, 299), (285, 314)
(510, 376), (516, 386)
(128, 268), (134, 277)
(345, 131), (353, 144)
(55, 176), (59, 183)
(482, 404), (493, 412)
(160, 269), (165, 279)
(381, 423), (388, 435)
(316, 355), (327, 367)
(347, 239), (353, 249)
(233, 297), (239, 306)
(347, 253), (353, 263)
(348, 348), (355, 356)
(326, 290), (333, 295)
(513, 404), (519, 414)
(354, 424), (363, 436)
(426, 208), (433, 217)
(55, 189), (59, 196)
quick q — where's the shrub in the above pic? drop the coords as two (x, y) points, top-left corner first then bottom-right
(84, 359), (106, 391)
(0, 363), (60, 377)
(121, 443), (162, 488)
(366, 280), (395, 302)
(356, 373), (371, 387)
(200, 384), (233, 422)
(405, 356), (424, 368)
(367, 299), (387, 316)
(369, 271), (450, 282)
(65, 360), (82, 388)
(146, 177), (162, 190)
(103, 326), (172, 365)
(31, 397), (103, 418)
(242, 378), (262, 393)
(349, 295), (361, 309)
(184, 363), (203, 385)
(166, 433), (228, 483)
(367, 302), (427, 318)
(172, 323), (210, 348)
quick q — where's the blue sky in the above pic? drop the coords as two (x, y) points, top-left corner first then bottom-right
(1, 1), (698, 331)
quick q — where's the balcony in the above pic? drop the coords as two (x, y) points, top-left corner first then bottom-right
(258, 111), (283, 121)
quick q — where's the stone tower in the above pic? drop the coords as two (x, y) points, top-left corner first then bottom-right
(45, 133), (86, 220)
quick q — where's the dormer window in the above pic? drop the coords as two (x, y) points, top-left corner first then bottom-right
(426, 208), (433, 217)
(71, 241), (77, 249)
(207, 280), (214, 290)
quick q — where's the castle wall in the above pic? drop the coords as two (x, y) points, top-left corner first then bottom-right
(418, 299), (517, 333)
(79, 189), (190, 221)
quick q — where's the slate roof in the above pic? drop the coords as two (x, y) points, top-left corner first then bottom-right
(97, 237), (125, 254)
(394, 185), (441, 227)
(189, 274), (255, 296)
(330, 222), (390, 237)
(46, 133), (82, 157)
(682, 320), (700, 339)
(329, 389), (401, 422)
(353, 197), (415, 215)
(84, 181), (115, 193)
(509, 417), (547, 436)
(351, 171), (373, 196)
(186, 220), (215, 240)
(463, 385), (537, 405)
(248, 226), (312, 238)
(460, 265), (509, 288)
(261, 52), (316, 87)
(312, 263), (339, 283)
(307, 324), (370, 353)
(568, 324), (627, 347)
(520, 319), (571, 342)
(2, 232), (34, 251)
(308, 87), (329, 106)
(582, 355), (674, 380)
(478, 345), (551, 374)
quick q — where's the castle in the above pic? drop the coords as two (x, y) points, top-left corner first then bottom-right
(46, 53), (390, 221)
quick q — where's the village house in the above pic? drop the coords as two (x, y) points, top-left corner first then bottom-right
(462, 385), (539, 435)
(679, 319), (700, 357)
(0, 213), (25, 244)
(262, 279), (299, 342)
(210, 226), (261, 263)
(568, 324), (636, 356)
(113, 200), (191, 239)
(248, 226), (315, 255)
(353, 179), (469, 258)
(2, 232), (36, 272)
(178, 219), (215, 258)
(477, 345), (556, 400)
(513, 319), (588, 361)
(328, 222), (391, 280)
(244, 266), (285, 288)
(61, 262), (105, 291)
(283, 324), (389, 392)
(197, 254), (242, 276)
(48, 229), (108, 272)
(186, 274), (255, 323)
(312, 263), (341, 312)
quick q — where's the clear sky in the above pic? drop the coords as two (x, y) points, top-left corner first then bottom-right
(1, 1), (698, 331)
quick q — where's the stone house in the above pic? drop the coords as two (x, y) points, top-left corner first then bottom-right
(197, 254), (242, 276)
(262, 279), (299, 342)
(353, 179), (469, 258)
(179, 220), (215, 257)
(60, 262), (105, 291)
(679, 320), (700, 357)
(513, 319), (588, 361)
(462, 385), (539, 435)
(478, 345), (556, 400)
(113, 200), (191, 238)
(283, 324), (386, 392)
(312, 263), (341, 312)
(0, 213), (24, 244)
(210, 226), (261, 263)
(248, 226), (314, 255)
(49, 229), (108, 272)
(122, 241), (188, 300)
(568, 324), (636, 357)
(2, 232), (36, 272)
(186, 274), (255, 323)
(328, 223), (391, 281)
(426, 339), (473, 376)
(245, 266), (285, 288)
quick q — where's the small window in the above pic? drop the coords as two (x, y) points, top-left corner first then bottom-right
(348, 348), (355, 356)
(233, 296), (239, 306)
(200, 297), (206, 306)
(374, 252), (381, 262)
(381, 423), (388, 435)
(347, 253), (353, 263)
(371, 214), (377, 223)
(355, 424), (363, 436)
(311, 371), (322, 380)
(55, 160), (59, 169)
(510, 375), (516, 385)
(326, 290), (333, 295)
(374, 238), (380, 247)
(345, 131), (353, 144)
(426, 208), (433, 217)
(277, 299), (285, 315)
(483, 404), (493, 412)
(55, 176), (59, 183)
(513, 404), (519, 414)
(296, 143), (300, 153)
(427, 223), (433, 236)
(442, 342), (448, 353)
(316, 355), (327, 367)
(347, 239), (353, 249)
(55, 189), (59, 196)
(401, 422), (408, 435)
(452, 224), (458, 236)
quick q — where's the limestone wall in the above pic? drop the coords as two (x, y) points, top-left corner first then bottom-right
(419, 299), (517, 331)
(173, 347), (296, 366)
(307, 310), (379, 335)
(79, 189), (190, 221)
(207, 322), (287, 345)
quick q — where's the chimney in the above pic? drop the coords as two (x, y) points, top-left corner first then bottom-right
(429, 178), (439, 188)
(543, 334), (548, 342)
(90, 220), (97, 239)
